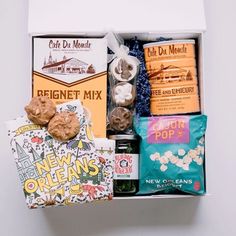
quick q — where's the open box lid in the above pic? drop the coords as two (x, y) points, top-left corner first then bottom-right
(28, 0), (206, 35)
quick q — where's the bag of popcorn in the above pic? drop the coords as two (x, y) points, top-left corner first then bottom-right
(134, 115), (207, 195)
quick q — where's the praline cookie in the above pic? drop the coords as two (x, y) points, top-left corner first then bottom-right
(25, 96), (56, 125)
(48, 111), (80, 141)
(109, 107), (132, 131)
(112, 82), (135, 106)
(110, 57), (138, 82)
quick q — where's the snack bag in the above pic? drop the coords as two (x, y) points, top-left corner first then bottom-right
(134, 115), (207, 195)
(6, 100), (113, 208)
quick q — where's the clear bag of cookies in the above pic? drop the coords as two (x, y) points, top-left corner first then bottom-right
(106, 32), (140, 134)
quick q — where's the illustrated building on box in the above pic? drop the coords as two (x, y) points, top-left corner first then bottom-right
(42, 53), (95, 74)
(15, 142), (42, 184)
(149, 65), (193, 83)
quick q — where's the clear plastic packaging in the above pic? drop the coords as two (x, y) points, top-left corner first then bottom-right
(106, 32), (139, 134)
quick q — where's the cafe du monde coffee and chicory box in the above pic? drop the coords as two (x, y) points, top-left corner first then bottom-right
(33, 37), (107, 138)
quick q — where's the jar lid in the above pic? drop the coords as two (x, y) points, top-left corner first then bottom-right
(109, 134), (138, 140)
(143, 39), (195, 48)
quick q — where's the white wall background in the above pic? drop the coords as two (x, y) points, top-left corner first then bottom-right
(0, 0), (235, 235)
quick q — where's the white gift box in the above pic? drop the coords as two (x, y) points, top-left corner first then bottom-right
(28, 0), (207, 199)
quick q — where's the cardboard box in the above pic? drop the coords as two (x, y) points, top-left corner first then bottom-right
(28, 0), (206, 199)
(32, 37), (107, 138)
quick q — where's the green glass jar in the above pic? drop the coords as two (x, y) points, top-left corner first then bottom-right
(109, 135), (139, 196)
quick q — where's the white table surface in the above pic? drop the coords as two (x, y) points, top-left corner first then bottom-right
(0, 0), (235, 235)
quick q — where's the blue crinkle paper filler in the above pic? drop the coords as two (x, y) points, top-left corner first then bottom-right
(125, 38), (151, 117)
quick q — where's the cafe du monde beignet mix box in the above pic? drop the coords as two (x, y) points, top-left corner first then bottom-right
(33, 37), (107, 138)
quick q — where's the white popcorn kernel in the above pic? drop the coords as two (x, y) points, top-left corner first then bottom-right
(149, 152), (161, 161)
(170, 155), (178, 164)
(160, 164), (168, 172)
(160, 156), (169, 165)
(196, 146), (201, 155)
(183, 155), (192, 165)
(176, 159), (183, 168)
(164, 151), (173, 158)
(182, 164), (190, 171)
(154, 152), (160, 160)
(188, 149), (198, 159)
(178, 149), (186, 156)
(150, 154), (157, 161)
(196, 157), (203, 165)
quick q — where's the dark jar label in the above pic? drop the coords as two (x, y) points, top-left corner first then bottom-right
(114, 153), (139, 180)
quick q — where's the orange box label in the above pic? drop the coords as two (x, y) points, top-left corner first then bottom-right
(33, 37), (107, 137)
